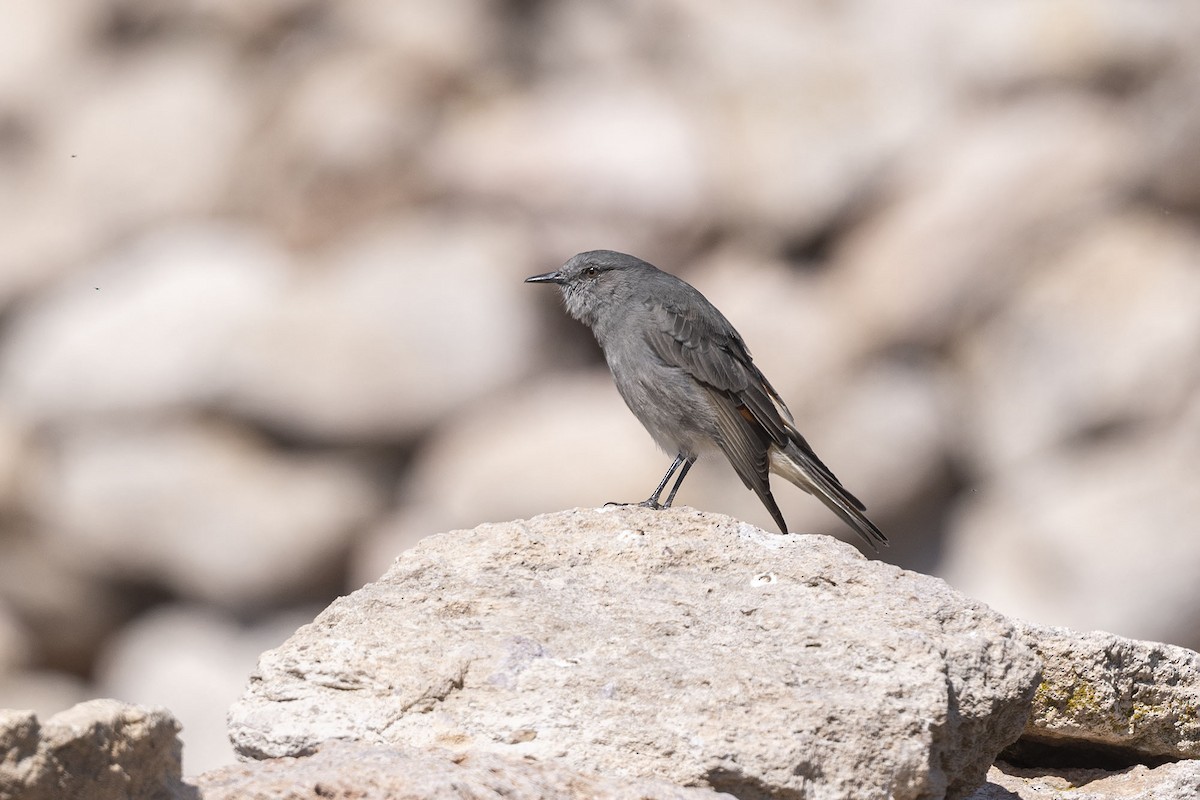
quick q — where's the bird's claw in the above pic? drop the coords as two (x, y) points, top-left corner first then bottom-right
(603, 499), (663, 509)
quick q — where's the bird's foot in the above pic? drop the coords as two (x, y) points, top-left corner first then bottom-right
(603, 499), (663, 510)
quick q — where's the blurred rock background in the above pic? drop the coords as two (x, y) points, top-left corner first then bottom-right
(1, 0), (1199, 777)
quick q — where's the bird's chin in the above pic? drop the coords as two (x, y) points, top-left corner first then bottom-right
(561, 290), (597, 327)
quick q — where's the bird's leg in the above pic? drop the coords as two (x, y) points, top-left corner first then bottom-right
(605, 454), (685, 509)
(661, 456), (695, 508)
(640, 454), (686, 508)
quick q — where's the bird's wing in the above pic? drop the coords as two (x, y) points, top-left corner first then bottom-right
(701, 385), (789, 532)
(643, 297), (789, 444)
(643, 296), (866, 513)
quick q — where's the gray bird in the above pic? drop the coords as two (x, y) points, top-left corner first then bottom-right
(525, 250), (888, 551)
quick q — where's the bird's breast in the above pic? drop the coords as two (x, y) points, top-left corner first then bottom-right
(602, 337), (721, 459)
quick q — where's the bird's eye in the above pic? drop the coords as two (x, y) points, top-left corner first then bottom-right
(583, 266), (599, 277)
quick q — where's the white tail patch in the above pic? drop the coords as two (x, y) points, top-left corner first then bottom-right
(768, 447), (816, 496)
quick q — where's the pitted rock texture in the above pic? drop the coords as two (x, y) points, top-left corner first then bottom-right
(968, 759), (1200, 800)
(198, 738), (730, 800)
(1015, 623), (1200, 760)
(229, 507), (1040, 800)
(0, 699), (186, 800)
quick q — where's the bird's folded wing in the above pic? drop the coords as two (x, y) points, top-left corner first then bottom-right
(704, 386), (789, 533)
(644, 299), (864, 511)
(703, 388), (770, 492)
(644, 301), (789, 446)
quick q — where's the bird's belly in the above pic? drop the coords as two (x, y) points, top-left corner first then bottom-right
(606, 356), (720, 460)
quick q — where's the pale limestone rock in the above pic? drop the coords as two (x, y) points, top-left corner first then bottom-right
(1016, 623), (1200, 760)
(196, 739), (728, 800)
(969, 759), (1200, 800)
(232, 507), (1040, 800)
(0, 699), (185, 800)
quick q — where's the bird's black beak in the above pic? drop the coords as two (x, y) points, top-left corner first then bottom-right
(524, 270), (565, 285)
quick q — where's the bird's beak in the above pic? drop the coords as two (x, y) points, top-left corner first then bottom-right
(524, 270), (565, 285)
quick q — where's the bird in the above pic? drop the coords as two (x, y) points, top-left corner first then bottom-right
(525, 250), (888, 551)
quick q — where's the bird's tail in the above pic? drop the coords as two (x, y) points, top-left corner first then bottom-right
(768, 440), (889, 551)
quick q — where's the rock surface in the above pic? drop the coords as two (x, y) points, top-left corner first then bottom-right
(230, 508), (1040, 800)
(1015, 623), (1200, 761)
(0, 699), (187, 800)
(197, 738), (728, 800)
(969, 760), (1200, 800)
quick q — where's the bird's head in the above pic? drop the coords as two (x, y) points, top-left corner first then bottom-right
(525, 250), (651, 328)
